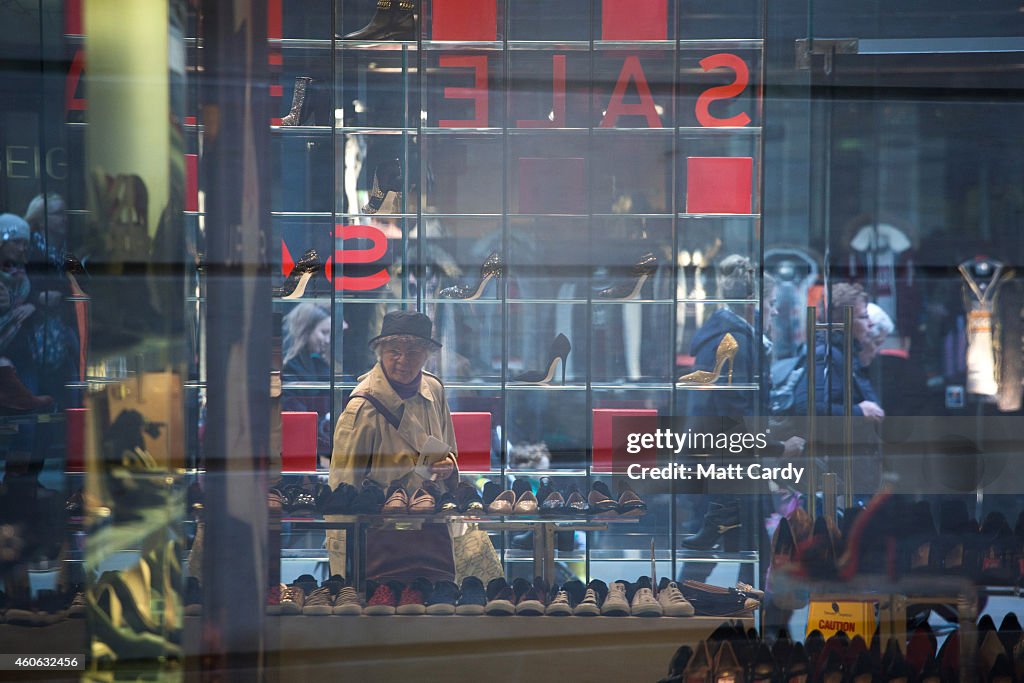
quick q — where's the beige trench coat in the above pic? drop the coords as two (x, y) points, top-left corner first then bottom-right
(326, 363), (459, 577)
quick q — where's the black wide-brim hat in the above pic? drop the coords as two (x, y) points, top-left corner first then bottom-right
(368, 310), (442, 348)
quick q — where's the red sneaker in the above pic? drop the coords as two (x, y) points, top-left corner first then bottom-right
(364, 581), (400, 616)
(396, 578), (431, 615)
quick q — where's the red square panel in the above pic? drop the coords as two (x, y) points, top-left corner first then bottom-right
(432, 0), (497, 41)
(601, 0), (667, 41)
(282, 411), (318, 472)
(452, 412), (491, 472)
(686, 157), (753, 214)
(518, 157), (585, 214)
(66, 408), (87, 473)
(593, 408), (658, 473)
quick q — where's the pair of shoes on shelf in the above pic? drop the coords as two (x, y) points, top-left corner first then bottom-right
(588, 480), (647, 516)
(338, 0), (417, 41)
(382, 481), (440, 515)
(486, 479), (537, 515)
(534, 477), (588, 516)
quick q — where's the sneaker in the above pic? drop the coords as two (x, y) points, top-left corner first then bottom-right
(573, 579), (607, 617)
(364, 580), (400, 616)
(514, 576), (548, 616)
(66, 589), (86, 619)
(265, 583), (283, 616)
(483, 577), (515, 616)
(279, 584), (305, 615)
(425, 580), (459, 615)
(395, 578), (429, 615)
(333, 584), (363, 615)
(601, 581), (631, 616)
(657, 580), (695, 617)
(545, 586), (574, 616)
(455, 576), (486, 615)
(185, 577), (203, 616)
(631, 576), (663, 617)
(302, 586), (335, 616)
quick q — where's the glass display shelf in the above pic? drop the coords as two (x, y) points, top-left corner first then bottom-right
(589, 549), (676, 561)
(420, 127), (505, 135)
(673, 382), (760, 391)
(504, 550), (586, 562)
(591, 382), (675, 390)
(676, 126), (763, 135)
(281, 514), (641, 525)
(674, 550), (759, 563)
(271, 211), (335, 218)
(333, 40), (418, 51)
(678, 39), (764, 50)
(271, 125), (333, 136)
(422, 40), (503, 50)
(678, 213), (760, 220)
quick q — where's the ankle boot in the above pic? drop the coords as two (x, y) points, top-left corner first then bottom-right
(362, 159), (403, 214)
(0, 365), (53, 413)
(341, 0), (417, 41)
(682, 500), (741, 550)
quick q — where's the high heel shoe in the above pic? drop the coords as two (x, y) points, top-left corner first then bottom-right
(513, 333), (570, 384)
(274, 248), (322, 299)
(597, 252), (658, 300)
(362, 159), (403, 214)
(438, 252), (504, 300)
(678, 333), (739, 384)
(280, 76), (325, 127)
(340, 0), (417, 41)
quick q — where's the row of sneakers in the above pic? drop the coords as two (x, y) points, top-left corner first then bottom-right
(0, 588), (87, 626)
(262, 574), (758, 617)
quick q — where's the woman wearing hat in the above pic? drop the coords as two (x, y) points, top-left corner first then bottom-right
(328, 310), (459, 582)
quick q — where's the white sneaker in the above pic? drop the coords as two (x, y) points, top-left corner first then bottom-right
(601, 581), (631, 616)
(658, 582), (695, 617)
(333, 586), (363, 615)
(545, 589), (573, 616)
(630, 586), (663, 617)
(573, 587), (601, 617)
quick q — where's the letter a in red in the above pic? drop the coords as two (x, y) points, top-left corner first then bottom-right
(600, 56), (662, 128)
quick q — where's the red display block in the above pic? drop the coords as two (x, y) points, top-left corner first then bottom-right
(601, 0), (667, 41)
(282, 411), (318, 472)
(518, 157), (586, 214)
(66, 408), (87, 473)
(452, 412), (491, 472)
(432, 0), (497, 40)
(592, 408), (658, 473)
(185, 154), (198, 212)
(686, 157), (753, 214)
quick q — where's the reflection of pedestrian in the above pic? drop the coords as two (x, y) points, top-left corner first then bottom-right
(282, 303), (342, 466)
(328, 311), (459, 582)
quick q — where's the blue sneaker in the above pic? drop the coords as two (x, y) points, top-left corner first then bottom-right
(425, 580), (459, 615)
(455, 576), (485, 616)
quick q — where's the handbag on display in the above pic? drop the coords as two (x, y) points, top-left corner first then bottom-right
(452, 524), (502, 585)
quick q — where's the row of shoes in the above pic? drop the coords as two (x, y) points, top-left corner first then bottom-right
(254, 574), (759, 618)
(269, 477), (647, 518)
(660, 613), (1024, 683)
(768, 496), (1024, 607)
(0, 588), (86, 626)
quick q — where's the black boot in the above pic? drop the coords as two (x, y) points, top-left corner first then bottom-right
(341, 0), (417, 41)
(682, 500), (741, 550)
(280, 76), (327, 126)
(362, 159), (403, 214)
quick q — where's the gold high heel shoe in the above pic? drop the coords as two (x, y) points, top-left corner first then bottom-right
(677, 333), (739, 384)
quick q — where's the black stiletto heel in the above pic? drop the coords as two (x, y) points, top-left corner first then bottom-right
(597, 252), (658, 300)
(438, 252), (504, 300)
(362, 159), (403, 215)
(275, 248), (322, 299)
(513, 333), (570, 385)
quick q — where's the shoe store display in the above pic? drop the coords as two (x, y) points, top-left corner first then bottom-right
(364, 581), (401, 616)
(340, 0), (417, 41)
(629, 577), (663, 617)
(278, 583), (304, 615)
(333, 584), (363, 615)
(513, 577), (548, 616)
(682, 500), (741, 550)
(425, 580), (459, 615)
(601, 581), (631, 616)
(455, 577), (486, 615)
(396, 578), (431, 615)
(573, 579), (606, 616)
(438, 252), (504, 301)
(656, 579), (695, 617)
(483, 577), (515, 616)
